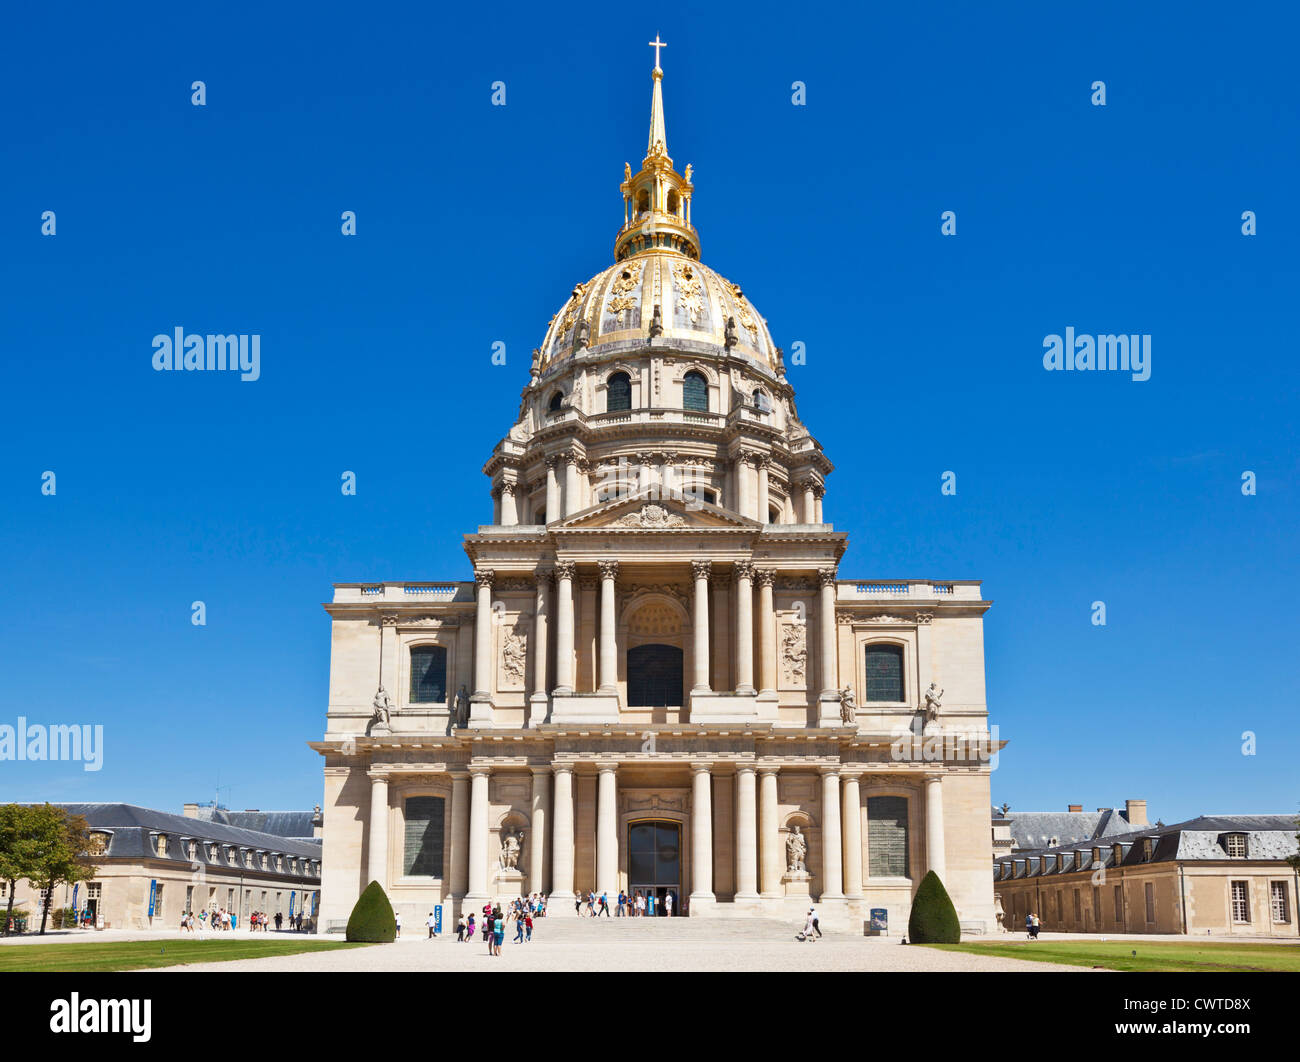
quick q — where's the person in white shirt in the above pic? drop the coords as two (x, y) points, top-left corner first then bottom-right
(426, 912), (437, 939)
(665, 891), (674, 917)
(395, 912), (402, 938)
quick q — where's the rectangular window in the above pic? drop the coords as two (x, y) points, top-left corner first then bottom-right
(1231, 881), (1249, 923)
(1270, 882), (1289, 923)
(1144, 882), (1155, 923)
(1072, 889), (1081, 922)
(403, 796), (446, 877)
(1092, 887), (1101, 924)
(864, 645), (904, 702)
(866, 796), (908, 878)
(1225, 834), (1247, 858)
(409, 646), (448, 703)
(153, 884), (164, 920)
(185, 885), (194, 914)
(1113, 884), (1123, 921)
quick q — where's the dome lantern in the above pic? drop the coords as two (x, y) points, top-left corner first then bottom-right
(615, 38), (699, 262)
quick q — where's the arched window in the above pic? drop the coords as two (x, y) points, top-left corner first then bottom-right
(607, 372), (631, 412)
(864, 644), (904, 701)
(636, 189), (650, 214)
(667, 190), (680, 215)
(753, 389), (771, 412)
(682, 371), (708, 412)
(548, 391), (564, 412)
(409, 645), (447, 703)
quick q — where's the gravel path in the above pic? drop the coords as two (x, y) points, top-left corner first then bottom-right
(164, 918), (1093, 972)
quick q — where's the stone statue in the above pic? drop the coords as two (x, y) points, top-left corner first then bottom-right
(575, 317), (590, 349)
(785, 825), (808, 874)
(724, 316), (738, 350)
(453, 685), (470, 729)
(649, 303), (663, 337)
(499, 829), (523, 870)
(370, 686), (393, 729)
(838, 684), (857, 725)
(683, 163), (692, 183)
(624, 161), (631, 182)
(922, 682), (944, 725)
(994, 893), (1006, 932)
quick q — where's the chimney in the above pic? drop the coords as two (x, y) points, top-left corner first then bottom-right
(1125, 799), (1147, 826)
(1067, 804), (1082, 813)
(182, 803), (199, 818)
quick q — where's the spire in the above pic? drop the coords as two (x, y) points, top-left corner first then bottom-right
(647, 35), (668, 160)
(615, 38), (698, 261)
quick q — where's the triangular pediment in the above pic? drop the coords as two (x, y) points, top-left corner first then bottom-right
(556, 490), (761, 532)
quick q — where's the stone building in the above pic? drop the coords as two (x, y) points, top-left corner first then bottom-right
(4, 803), (321, 930)
(993, 814), (1299, 937)
(312, 49), (1000, 933)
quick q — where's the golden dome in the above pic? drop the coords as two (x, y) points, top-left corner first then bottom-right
(534, 45), (782, 379)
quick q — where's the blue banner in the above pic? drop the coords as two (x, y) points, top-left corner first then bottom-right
(289, 891), (296, 918)
(148, 880), (157, 918)
(434, 904), (442, 934)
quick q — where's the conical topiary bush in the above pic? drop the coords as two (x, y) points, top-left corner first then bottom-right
(345, 880), (397, 942)
(907, 870), (961, 943)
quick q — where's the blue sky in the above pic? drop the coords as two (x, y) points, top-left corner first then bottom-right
(1, 2), (1296, 824)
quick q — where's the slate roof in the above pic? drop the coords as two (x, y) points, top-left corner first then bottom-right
(41, 803), (322, 877)
(993, 814), (1298, 880)
(1000, 808), (1135, 850)
(193, 807), (319, 840)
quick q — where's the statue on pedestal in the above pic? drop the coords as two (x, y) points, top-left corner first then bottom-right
(785, 825), (808, 874)
(922, 683), (944, 726)
(453, 685), (470, 729)
(649, 303), (663, 337)
(499, 829), (523, 870)
(370, 686), (393, 730)
(838, 684), (857, 725)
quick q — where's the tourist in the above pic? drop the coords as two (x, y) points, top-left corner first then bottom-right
(636, 893), (646, 917)
(455, 916), (465, 942)
(575, 893), (582, 916)
(524, 910), (533, 942)
(808, 906), (821, 938)
(1029, 912), (1040, 940)
(798, 910), (816, 942)
(275, 911), (283, 931)
(599, 892), (610, 917)
(466, 914), (476, 941)
(394, 912), (401, 938)
(664, 891), (673, 917)
(586, 891), (596, 917)
(427, 911), (438, 939)
(513, 911), (526, 943)
(492, 906), (504, 956)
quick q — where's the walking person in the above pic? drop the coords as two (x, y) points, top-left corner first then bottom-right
(809, 905), (821, 938)
(665, 891), (674, 917)
(514, 911), (526, 943)
(493, 906), (505, 956)
(427, 912), (438, 939)
(394, 912), (402, 939)
(456, 916), (466, 942)
(524, 911), (533, 942)
(466, 914), (475, 942)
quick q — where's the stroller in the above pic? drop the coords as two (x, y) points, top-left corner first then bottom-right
(795, 911), (818, 942)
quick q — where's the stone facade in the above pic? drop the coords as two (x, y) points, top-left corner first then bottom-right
(312, 55), (999, 934)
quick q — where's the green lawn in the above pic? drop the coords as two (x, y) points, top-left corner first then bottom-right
(0, 937), (369, 973)
(928, 939), (1300, 972)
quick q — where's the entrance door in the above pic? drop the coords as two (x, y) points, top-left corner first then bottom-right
(628, 820), (681, 915)
(627, 644), (683, 707)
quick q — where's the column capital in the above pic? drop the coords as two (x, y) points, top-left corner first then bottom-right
(529, 764), (552, 778)
(817, 566), (838, 587)
(534, 567), (554, 588)
(554, 560), (577, 581)
(474, 568), (495, 589)
(817, 764), (841, 778)
(499, 482), (516, 498)
(754, 568), (775, 589)
(367, 767), (393, 782)
(448, 767), (470, 781)
(381, 614), (399, 627)
(553, 762), (576, 777)
(544, 454), (560, 470)
(734, 763), (757, 777)
(596, 763), (619, 776)
(597, 559), (619, 581)
(757, 763), (782, 776)
(468, 764), (492, 778)
(734, 560), (755, 582)
(691, 559), (713, 581)
(690, 761), (713, 775)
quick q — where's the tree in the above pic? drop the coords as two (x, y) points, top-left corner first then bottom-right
(0, 804), (28, 936)
(907, 870), (962, 944)
(345, 880), (397, 942)
(20, 805), (98, 935)
(1288, 816), (1300, 873)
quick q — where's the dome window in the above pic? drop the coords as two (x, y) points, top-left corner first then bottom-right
(548, 391), (564, 413)
(667, 190), (680, 215)
(606, 372), (632, 412)
(636, 189), (650, 215)
(752, 389), (771, 413)
(683, 371), (708, 412)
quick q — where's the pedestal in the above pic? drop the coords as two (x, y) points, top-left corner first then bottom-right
(782, 871), (812, 900)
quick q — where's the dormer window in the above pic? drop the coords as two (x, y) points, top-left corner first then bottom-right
(1224, 833), (1248, 858)
(186, 840), (197, 861)
(155, 834), (168, 857)
(87, 832), (109, 856)
(1143, 838), (1155, 862)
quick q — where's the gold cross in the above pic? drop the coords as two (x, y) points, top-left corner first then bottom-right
(648, 34), (667, 69)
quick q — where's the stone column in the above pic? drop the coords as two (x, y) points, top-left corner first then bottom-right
(466, 766), (490, 900)
(544, 456), (560, 524)
(734, 562), (755, 694)
(711, 573), (730, 692)
(813, 484), (824, 524)
(758, 766), (781, 896)
(691, 560), (711, 691)
(366, 770), (389, 887)
(596, 766), (618, 896)
(553, 562), (576, 694)
(550, 765), (575, 902)
(564, 454), (580, 518)
(736, 453), (753, 520)
(842, 774), (863, 898)
(472, 568), (494, 701)
(492, 488), (502, 525)
(598, 560), (618, 692)
(530, 569), (551, 722)
(801, 477), (816, 524)
(500, 482), (518, 526)
(449, 770), (470, 899)
(690, 763), (714, 903)
(756, 455), (770, 524)
(734, 765), (759, 900)
(820, 768), (844, 899)
(818, 567), (839, 699)
(925, 774), (947, 883)
(756, 569), (776, 695)
(529, 766), (550, 896)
